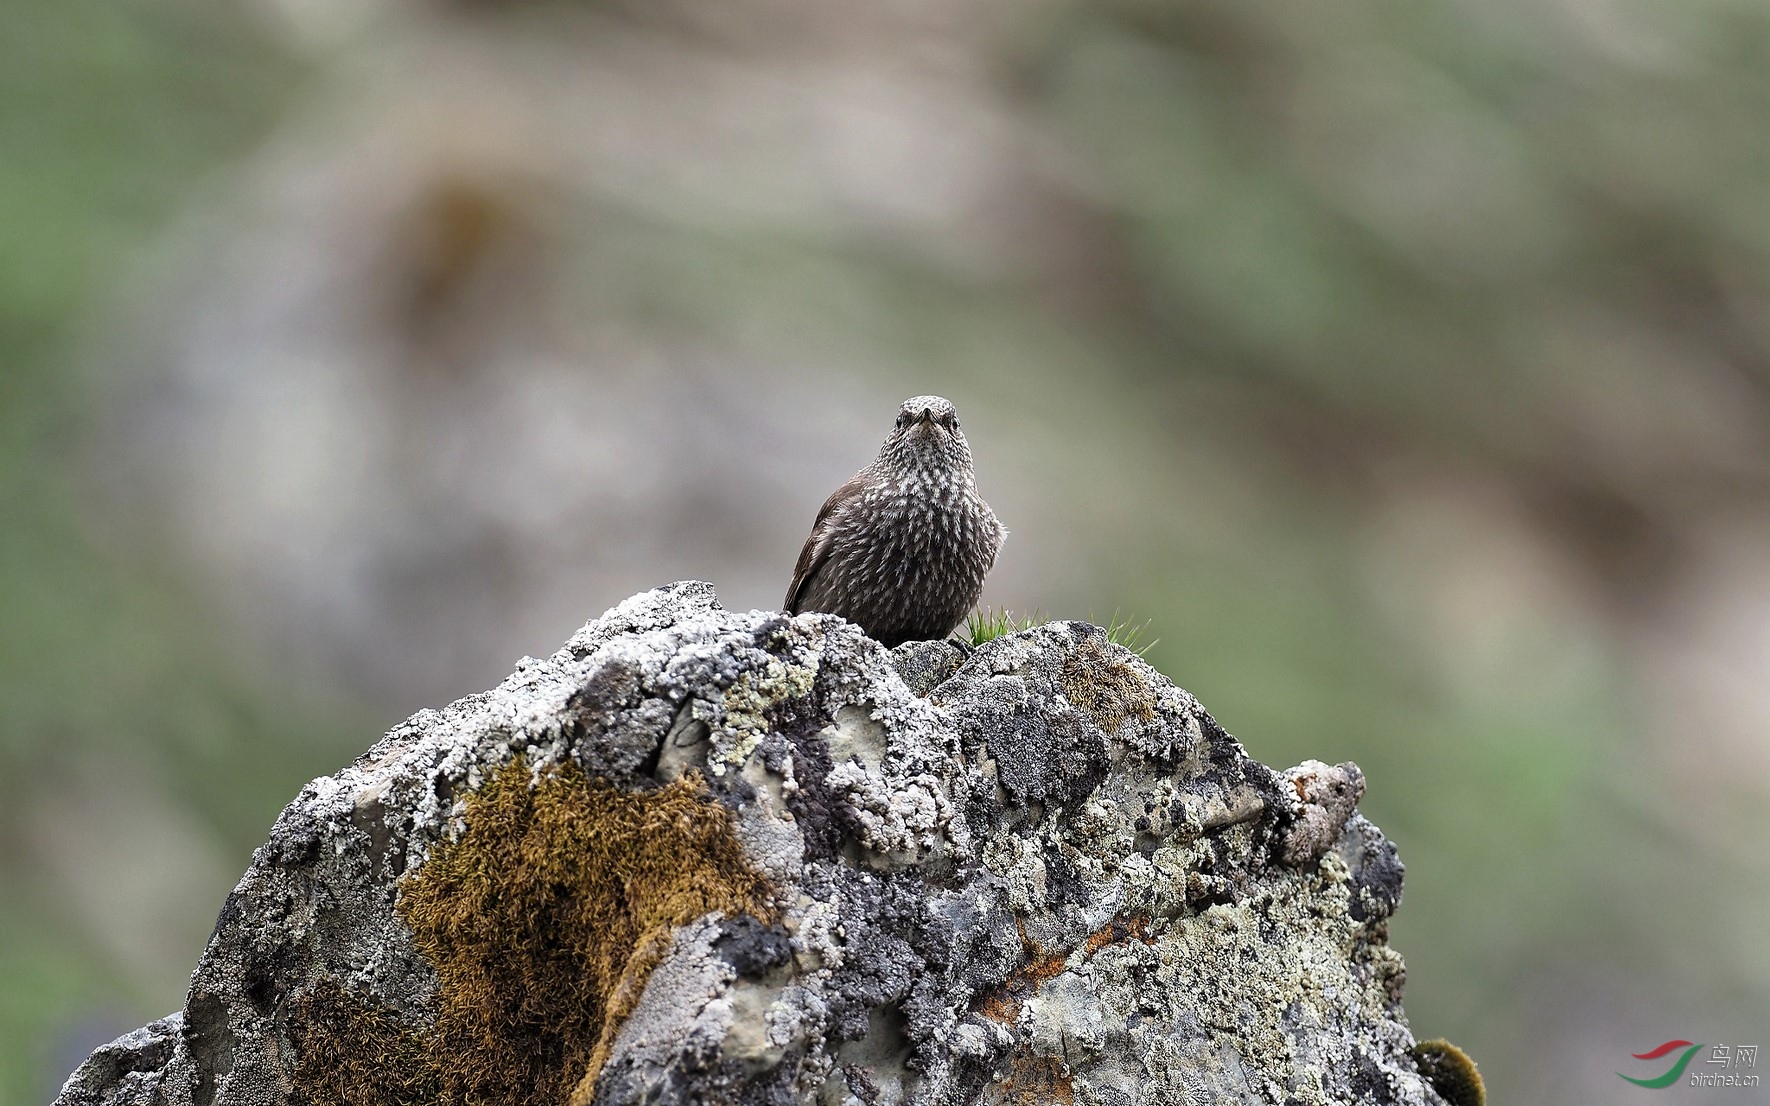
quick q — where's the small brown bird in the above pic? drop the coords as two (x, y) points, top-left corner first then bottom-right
(785, 396), (1005, 647)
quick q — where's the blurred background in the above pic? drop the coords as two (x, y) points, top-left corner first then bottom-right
(4, 0), (1768, 1101)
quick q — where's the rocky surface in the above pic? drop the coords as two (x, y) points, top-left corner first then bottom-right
(56, 582), (1451, 1106)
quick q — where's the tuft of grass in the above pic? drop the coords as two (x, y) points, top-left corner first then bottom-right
(965, 607), (1043, 646)
(1098, 609), (1159, 658)
(965, 607), (1158, 659)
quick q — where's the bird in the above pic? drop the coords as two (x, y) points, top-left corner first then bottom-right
(784, 395), (1005, 647)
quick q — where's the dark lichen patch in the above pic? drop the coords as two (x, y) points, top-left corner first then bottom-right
(781, 724), (867, 862)
(981, 702), (1109, 820)
(1339, 815), (1405, 923)
(1060, 635), (1156, 734)
(712, 915), (793, 978)
(1413, 1038), (1484, 1106)
(1043, 843), (1094, 911)
(287, 757), (776, 1106)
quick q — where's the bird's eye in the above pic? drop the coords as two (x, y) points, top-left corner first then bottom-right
(896, 414), (910, 428)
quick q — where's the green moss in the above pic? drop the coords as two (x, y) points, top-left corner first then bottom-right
(1061, 634), (1158, 733)
(289, 757), (776, 1106)
(1413, 1038), (1484, 1106)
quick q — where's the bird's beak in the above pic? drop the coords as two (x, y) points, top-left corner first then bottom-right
(917, 409), (935, 425)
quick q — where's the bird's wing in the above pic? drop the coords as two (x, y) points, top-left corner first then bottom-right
(784, 472), (867, 613)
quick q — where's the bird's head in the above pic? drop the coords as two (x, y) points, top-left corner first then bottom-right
(879, 395), (972, 474)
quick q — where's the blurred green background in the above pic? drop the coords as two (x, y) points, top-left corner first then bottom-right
(5, 0), (1769, 1102)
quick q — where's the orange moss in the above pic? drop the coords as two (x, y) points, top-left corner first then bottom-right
(290, 980), (439, 1105)
(1083, 914), (1152, 956)
(1414, 1038), (1485, 1106)
(1060, 635), (1157, 733)
(975, 915), (1153, 1028)
(289, 757), (776, 1106)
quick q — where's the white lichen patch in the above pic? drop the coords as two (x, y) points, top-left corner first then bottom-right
(825, 758), (952, 860)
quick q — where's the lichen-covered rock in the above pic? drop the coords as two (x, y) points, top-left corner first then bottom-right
(56, 582), (1452, 1106)
(54, 1014), (182, 1106)
(1281, 760), (1367, 868)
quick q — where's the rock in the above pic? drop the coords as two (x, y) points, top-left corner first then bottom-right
(889, 639), (969, 697)
(1280, 760), (1367, 867)
(53, 1015), (182, 1106)
(55, 582), (1452, 1106)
